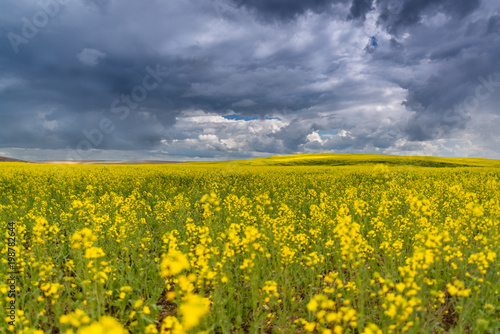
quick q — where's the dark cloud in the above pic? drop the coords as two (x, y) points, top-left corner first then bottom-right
(348, 0), (373, 21)
(229, 0), (347, 22)
(487, 15), (500, 35)
(391, 17), (500, 141)
(0, 0), (499, 160)
(83, 0), (111, 8)
(376, 0), (481, 35)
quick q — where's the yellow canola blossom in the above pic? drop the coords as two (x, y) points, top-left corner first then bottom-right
(179, 293), (211, 330)
(84, 247), (105, 259)
(0, 159), (499, 333)
(160, 249), (191, 278)
(59, 309), (91, 327)
(78, 316), (128, 334)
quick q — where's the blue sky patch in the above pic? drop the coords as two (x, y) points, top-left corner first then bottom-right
(223, 114), (282, 121)
(318, 130), (339, 136)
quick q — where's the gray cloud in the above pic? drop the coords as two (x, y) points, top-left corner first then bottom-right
(76, 48), (106, 66)
(348, 0), (374, 20)
(376, 0), (481, 35)
(487, 15), (500, 34)
(0, 0), (499, 160)
(228, 0), (348, 22)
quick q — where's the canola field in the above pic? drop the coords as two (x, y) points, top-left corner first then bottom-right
(1, 154), (500, 334)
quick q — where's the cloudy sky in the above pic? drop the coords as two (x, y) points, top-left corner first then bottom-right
(1, 0), (499, 161)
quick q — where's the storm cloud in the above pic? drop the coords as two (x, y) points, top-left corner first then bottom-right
(0, 0), (499, 161)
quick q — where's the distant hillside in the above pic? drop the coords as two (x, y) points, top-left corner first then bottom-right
(33, 160), (181, 165)
(2, 153), (500, 168)
(204, 153), (500, 168)
(0, 156), (26, 163)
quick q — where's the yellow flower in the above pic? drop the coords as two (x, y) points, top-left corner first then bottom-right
(59, 309), (91, 327)
(307, 299), (318, 312)
(79, 316), (128, 334)
(40, 283), (62, 297)
(120, 286), (133, 293)
(144, 324), (158, 334)
(84, 247), (105, 259)
(362, 324), (383, 334)
(93, 271), (108, 283)
(160, 250), (190, 277)
(179, 293), (210, 330)
(303, 321), (316, 332)
(17, 329), (44, 334)
(161, 316), (185, 333)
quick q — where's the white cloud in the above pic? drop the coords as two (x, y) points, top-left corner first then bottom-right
(306, 131), (323, 144)
(198, 134), (219, 142)
(159, 110), (289, 158)
(76, 48), (106, 66)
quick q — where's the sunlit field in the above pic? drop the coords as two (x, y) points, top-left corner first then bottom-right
(1, 154), (500, 333)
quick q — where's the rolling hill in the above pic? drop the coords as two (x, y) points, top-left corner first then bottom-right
(2, 153), (499, 168)
(201, 153), (500, 168)
(0, 156), (27, 163)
